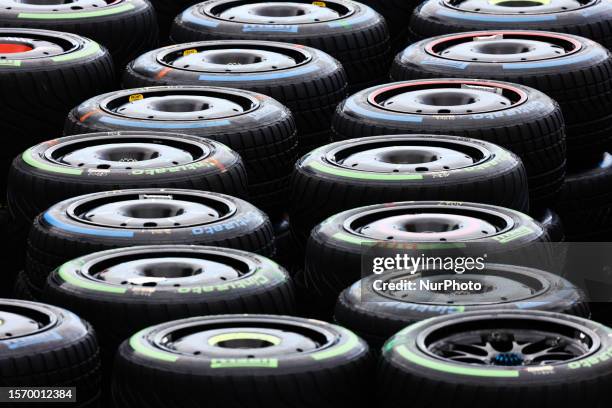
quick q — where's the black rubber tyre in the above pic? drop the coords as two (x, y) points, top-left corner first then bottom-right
(170, 0), (390, 90)
(0, 205), (23, 296)
(408, 0), (612, 51)
(335, 264), (589, 348)
(359, 0), (421, 51)
(332, 79), (565, 209)
(304, 201), (551, 318)
(378, 310), (612, 408)
(0, 0), (158, 70)
(8, 131), (248, 225)
(0, 28), (114, 195)
(272, 213), (303, 274)
(555, 152), (612, 241)
(534, 208), (564, 242)
(44, 245), (295, 357)
(65, 86), (297, 214)
(12, 271), (37, 301)
(390, 31), (612, 163)
(0, 299), (101, 407)
(123, 40), (348, 153)
(290, 134), (529, 244)
(25, 188), (274, 294)
(112, 314), (372, 408)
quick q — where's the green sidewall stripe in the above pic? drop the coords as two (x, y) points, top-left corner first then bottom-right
(58, 262), (126, 294)
(23, 148), (83, 175)
(18, 3), (135, 19)
(396, 345), (519, 378)
(308, 161), (424, 181)
(129, 330), (178, 363)
(52, 42), (101, 62)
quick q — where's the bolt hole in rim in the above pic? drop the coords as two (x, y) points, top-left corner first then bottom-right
(158, 42), (312, 74)
(154, 318), (335, 358)
(78, 249), (253, 287)
(0, 304), (56, 340)
(0, 0), (120, 11)
(102, 89), (259, 122)
(417, 314), (599, 367)
(66, 192), (237, 229)
(426, 32), (582, 64)
(368, 81), (527, 115)
(444, 0), (591, 14)
(327, 138), (491, 173)
(206, 0), (353, 24)
(375, 266), (550, 305)
(345, 205), (513, 242)
(45, 136), (209, 170)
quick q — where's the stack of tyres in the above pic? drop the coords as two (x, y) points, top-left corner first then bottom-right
(0, 0), (159, 69)
(0, 28), (114, 196)
(170, 0), (391, 91)
(22, 188), (274, 298)
(65, 86), (297, 215)
(124, 40), (348, 153)
(331, 79), (565, 210)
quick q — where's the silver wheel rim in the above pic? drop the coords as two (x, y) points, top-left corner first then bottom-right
(0, 0), (117, 12)
(218, 2), (340, 23)
(171, 48), (298, 72)
(113, 95), (244, 120)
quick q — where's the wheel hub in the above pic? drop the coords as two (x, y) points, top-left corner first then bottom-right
(219, 2), (340, 23)
(114, 95), (244, 120)
(381, 87), (512, 114)
(0, 311), (42, 339)
(59, 142), (194, 169)
(439, 35), (568, 62)
(358, 213), (498, 241)
(448, 0), (584, 13)
(171, 48), (298, 72)
(82, 199), (222, 228)
(337, 146), (475, 172)
(94, 257), (242, 287)
(0, 36), (63, 59)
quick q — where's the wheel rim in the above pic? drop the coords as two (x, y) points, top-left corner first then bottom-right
(326, 138), (491, 173)
(45, 134), (211, 171)
(369, 81), (526, 115)
(0, 34), (72, 60)
(427, 32), (581, 63)
(345, 205), (513, 242)
(0, 304), (56, 340)
(0, 0), (120, 12)
(218, 2), (340, 23)
(159, 43), (311, 73)
(418, 314), (598, 366)
(155, 318), (335, 358)
(444, 0), (588, 14)
(374, 267), (550, 305)
(67, 192), (236, 229)
(102, 89), (258, 121)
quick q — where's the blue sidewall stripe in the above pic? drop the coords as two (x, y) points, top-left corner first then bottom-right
(437, 8), (557, 22)
(345, 98), (423, 123)
(199, 64), (319, 81)
(99, 116), (230, 129)
(44, 212), (134, 238)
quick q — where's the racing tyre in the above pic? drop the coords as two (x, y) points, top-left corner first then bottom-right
(44, 245), (295, 359)
(0, 299), (101, 407)
(0, 0), (158, 69)
(378, 310), (612, 408)
(124, 40), (348, 153)
(12, 271), (37, 300)
(408, 0), (612, 50)
(25, 188), (274, 294)
(359, 0), (422, 51)
(170, 0), (390, 90)
(333, 79), (565, 209)
(555, 152), (612, 241)
(0, 205), (23, 295)
(391, 31), (612, 162)
(0, 29), (114, 194)
(335, 264), (589, 348)
(112, 314), (372, 408)
(65, 86), (297, 214)
(304, 201), (551, 317)
(8, 131), (247, 224)
(290, 134), (529, 243)
(534, 208), (564, 242)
